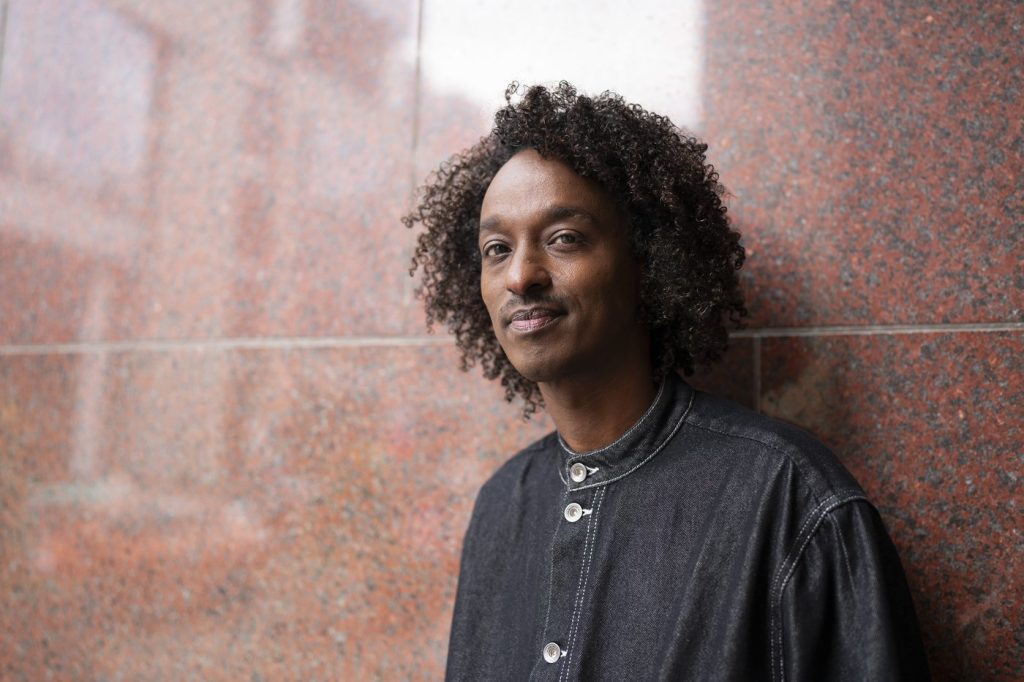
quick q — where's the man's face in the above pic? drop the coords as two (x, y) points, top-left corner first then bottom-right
(478, 149), (647, 386)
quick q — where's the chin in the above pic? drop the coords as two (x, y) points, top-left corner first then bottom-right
(509, 363), (554, 385)
(509, 353), (589, 386)
(504, 354), (563, 385)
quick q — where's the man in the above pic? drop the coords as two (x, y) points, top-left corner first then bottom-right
(404, 82), (930, 681)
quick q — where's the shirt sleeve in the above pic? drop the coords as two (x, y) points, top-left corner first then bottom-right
(780, 499), (931, 681)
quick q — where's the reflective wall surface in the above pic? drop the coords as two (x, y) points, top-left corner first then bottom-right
(1, 1), (1020, 679)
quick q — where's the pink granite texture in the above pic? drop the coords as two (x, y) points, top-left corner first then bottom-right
(761, 332), (1022, 680)
(0, 346), (549, 680)
(0, 0), (421, 344)
(1, 0), (1021, 680)
(703, 0), (1022, 328)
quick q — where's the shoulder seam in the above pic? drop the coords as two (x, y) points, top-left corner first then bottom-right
(686, 420), (832, 507)
(826, 513), (855, 584)
(768, 492), (867, 682)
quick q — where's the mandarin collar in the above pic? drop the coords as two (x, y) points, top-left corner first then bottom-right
(556, 372), (694, 491)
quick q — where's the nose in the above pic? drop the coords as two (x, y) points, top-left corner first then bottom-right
(505, 246), (551, 295)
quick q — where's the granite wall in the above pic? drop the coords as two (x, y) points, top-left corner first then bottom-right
(1, 1), (1020, 680)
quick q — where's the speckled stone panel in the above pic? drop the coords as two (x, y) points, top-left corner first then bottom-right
(0, 345), (550, 681)
(4, 3), (1022, 682)
(705, 0), (1023, 327)
(0, 0), (423, 344)
(760, 332), (1022, 681)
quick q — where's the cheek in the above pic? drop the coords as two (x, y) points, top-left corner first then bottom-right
(479, 272), (494, 303)
(479, 280), (502, 327)
(597, 272), (641, 320)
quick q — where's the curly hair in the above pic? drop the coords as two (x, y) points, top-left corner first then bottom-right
(403, 81), (747, 416)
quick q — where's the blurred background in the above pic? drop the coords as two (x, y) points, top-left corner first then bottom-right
(0, 0), (1020, 679)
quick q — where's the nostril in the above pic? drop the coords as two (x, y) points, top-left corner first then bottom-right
(505, 254), (551, 294)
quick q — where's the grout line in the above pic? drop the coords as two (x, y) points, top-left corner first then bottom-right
(0, 0), (8, 96)
(0, 335), (454, 356)
(1, 322), (1021, 356)
(752, 336), (762, 414)
(732, 322), (1024, 339)
(409, 0), (424, 194)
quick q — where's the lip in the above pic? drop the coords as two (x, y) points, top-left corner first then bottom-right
(506, 307), (564, 333)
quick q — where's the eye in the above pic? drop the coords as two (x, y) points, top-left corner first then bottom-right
(550, 232), (582, 247)
(482, 241), (510, 258)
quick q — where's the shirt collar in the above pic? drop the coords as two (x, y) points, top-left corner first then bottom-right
(556, 372), (694, 491)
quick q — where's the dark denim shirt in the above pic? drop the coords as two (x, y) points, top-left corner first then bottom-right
(446, 373), (930, 681)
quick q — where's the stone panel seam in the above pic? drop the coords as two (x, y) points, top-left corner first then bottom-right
(734, 322), (1024, 338)
(3, 323), (1022, 355)
(0, 0), (8, 94)
(410, 0), (424, 192)
(0, 336), (453, 355)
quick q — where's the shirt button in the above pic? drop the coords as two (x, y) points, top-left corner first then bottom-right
(569, 462), (588, 482)
(564, 503), (583, 522)
(543, 642), (562, 663)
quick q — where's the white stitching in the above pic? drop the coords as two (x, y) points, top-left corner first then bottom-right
(558, 380), (667, 457)
(688, 422), (825, 506)
(558, 490), (597, 682)
(570, 391), (694, 493)
(775, 523), (829, 682)
(827, 513), (854, 584)
(768, 494), (836, 682)
(540, 488), (570, 646)
(560, 488), (604, 682)
(769, 492), (865, 682)
(559, 488), (605, 682)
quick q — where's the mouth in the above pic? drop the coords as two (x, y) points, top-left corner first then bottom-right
(507, 307), (564, 333)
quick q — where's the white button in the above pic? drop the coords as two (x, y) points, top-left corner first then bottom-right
(543, 642), (562, 663)
(569, 462), (588, 483)
(564, 503), (583, 522)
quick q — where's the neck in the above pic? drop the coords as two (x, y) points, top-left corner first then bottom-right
(539, 356), (657, 453)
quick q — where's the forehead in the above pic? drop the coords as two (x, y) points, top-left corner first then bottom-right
(480, 149), (621, 225)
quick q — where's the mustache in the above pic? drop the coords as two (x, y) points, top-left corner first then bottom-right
(499, 294), (567, 320)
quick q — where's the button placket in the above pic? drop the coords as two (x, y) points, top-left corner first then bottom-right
(534, 485), (606, 681)
(559, 487), (606, 681)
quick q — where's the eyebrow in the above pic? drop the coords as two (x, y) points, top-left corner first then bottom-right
(478, 205), (600, 234)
